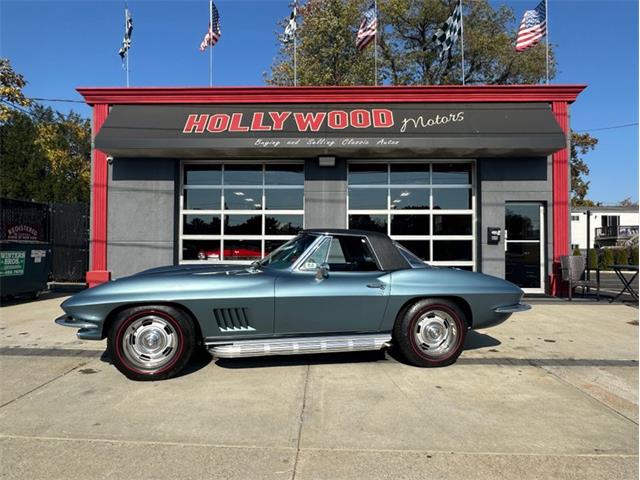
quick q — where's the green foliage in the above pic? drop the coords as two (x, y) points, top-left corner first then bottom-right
(0, 61), (90, 203)
(267, 0), (556, 86)
(587, 249), (599, 270)
(0, 105), (91, 203)
(0, 58), (31, 122)
(572, 246), (581, 256)
(631, 246), (639, 267)
(601, 249), (614, 270)
(268, 0), (376, 86)
(614, 249), (628, 266)
(570, 132), (598, 207)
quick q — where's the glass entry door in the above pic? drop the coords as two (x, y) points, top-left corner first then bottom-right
(505, 202), (545, 293)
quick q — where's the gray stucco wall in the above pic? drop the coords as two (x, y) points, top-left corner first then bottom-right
(303, 158), (347, 229)
(107, 158), (177, 278)
(477, 157), (553, 290)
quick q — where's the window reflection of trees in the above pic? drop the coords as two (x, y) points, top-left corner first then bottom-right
(506, 213), (538, 239)
(184, 215), (221, 235)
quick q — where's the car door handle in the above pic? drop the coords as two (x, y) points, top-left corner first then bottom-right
(366, 283), (386, 289)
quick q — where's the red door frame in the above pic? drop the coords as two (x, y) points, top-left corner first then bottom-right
(79, 85), (585, 292)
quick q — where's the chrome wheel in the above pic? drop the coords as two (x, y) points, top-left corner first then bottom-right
(413, 309), (458, 358)
(121, 314), (179, 371)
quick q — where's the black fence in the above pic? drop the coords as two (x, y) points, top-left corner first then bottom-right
(50, 202), (89, 282)
(1, 198), (89, 283)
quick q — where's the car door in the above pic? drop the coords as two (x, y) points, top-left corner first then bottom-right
(274, 234), (391, 335)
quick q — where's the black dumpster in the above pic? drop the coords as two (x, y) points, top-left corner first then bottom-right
(0, 198), (52, 299)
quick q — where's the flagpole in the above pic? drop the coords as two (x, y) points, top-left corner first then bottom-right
(544, 0), (549, 84)
(294, 1), (298, 86)
(294, 35), (297, 86)
(209, 0), (213, 87)
(374, 0), (378, 86)
(125, 4), (130, 87)
(460, 0), (465, 85)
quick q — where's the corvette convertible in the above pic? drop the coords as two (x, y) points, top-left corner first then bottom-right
(56, 229), (530, 381)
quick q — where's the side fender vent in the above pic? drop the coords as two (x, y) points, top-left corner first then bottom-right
(213, 308), (255, 332)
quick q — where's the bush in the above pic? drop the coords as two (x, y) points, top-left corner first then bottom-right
(632, 246), (639, 267)
(602, 249), (614, 270)
(613, 249), (629, 266)
(572, 247), (582, 256)
(588, 249), (599, 270)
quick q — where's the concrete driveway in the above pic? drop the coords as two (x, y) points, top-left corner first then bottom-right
(0, 295), (638, 480)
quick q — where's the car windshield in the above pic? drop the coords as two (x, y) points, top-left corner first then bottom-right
(258, 234), (319, 270)
(394, 242), (429, 269)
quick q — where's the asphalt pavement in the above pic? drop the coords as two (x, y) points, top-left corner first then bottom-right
(0, 294), (638, 480)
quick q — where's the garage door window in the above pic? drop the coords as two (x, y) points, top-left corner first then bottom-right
(348, 162), (475, 269)
(181, 163), (304, 263)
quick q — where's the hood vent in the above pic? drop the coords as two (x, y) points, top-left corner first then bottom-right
(213, 308), (255, 332)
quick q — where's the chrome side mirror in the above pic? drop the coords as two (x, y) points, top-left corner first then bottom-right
(315, 262), (330, 280)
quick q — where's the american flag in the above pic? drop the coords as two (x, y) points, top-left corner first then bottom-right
(515, 1), (547, 52)
(356, 2), (377, 51)
(200, 1), (221, 51)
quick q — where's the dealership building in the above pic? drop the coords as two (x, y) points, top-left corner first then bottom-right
(79, 85), (585, 295)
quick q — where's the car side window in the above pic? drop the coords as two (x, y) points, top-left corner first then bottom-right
(326, 236), (380, 272)
(300, 238), (331, 270)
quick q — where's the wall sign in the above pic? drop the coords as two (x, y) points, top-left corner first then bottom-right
(6, 224), (40, 241)
(181, 108), (465, 134)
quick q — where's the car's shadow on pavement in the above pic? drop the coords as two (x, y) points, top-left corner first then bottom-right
(464, 330), (501, 350)
(214, 349), (389, 369)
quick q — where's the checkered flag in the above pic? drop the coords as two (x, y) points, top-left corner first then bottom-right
(281, 3), (297, 44)
(433, 2), (462, 60)
(118, 8), (133, 60)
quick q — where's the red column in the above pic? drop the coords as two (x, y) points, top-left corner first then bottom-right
(550, 101), (570, 296)
(86, 104), (111, 287)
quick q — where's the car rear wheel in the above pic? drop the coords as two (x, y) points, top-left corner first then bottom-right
(393, 299), (467, 367)
(107, 305), (195, 381)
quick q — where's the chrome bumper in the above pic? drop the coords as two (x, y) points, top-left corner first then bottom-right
(54, 314), (99, 330)
(493, 303), (532, 314)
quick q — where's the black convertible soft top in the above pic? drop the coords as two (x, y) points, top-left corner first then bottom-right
(302, 229), (410, 271)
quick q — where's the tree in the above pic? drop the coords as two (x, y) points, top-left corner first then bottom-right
(618, 197), (638, 208)
(0, 109), (47, 201)
(0, 58), (31, 122)
(268, 0), (375, 86)
(570, 132), (598, 207)
(0, 105), (91, 203)
(0, 61), (91, 203)
(33, 106), (91, 203)
(267, 0), (556, 86)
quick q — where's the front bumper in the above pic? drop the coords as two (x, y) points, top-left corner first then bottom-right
(54, 314), (102, 340)
(493, 303), (532, 314)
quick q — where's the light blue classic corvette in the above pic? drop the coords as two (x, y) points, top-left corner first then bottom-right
(56, 229), (530, 381)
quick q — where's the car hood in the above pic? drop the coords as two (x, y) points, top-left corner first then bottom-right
(62, 263), (266, 310)
(132, 263), (255, 277)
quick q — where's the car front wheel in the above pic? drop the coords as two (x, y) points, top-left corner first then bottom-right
(393, 298), (467, 367)
(107, 305), (195, 381)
